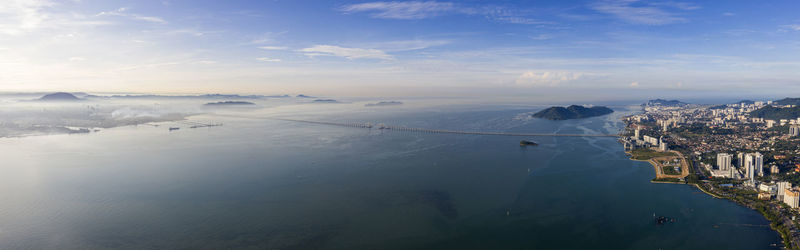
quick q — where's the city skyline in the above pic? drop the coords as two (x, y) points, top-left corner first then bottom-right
(1, 0), (799, 99)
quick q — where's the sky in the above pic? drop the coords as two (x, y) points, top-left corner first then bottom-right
(1, 0), (799, 99)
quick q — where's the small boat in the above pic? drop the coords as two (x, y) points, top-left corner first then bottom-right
(520, 140), (538, 146)
(169, 127), (180, 131)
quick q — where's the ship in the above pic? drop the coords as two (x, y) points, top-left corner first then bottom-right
(520, 140), (538, 146)
(169, 127), (180, 131)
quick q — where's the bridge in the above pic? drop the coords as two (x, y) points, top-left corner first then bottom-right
(273, 118), (619, 137)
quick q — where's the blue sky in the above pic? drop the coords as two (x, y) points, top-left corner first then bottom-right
(1, 0), (799, 99)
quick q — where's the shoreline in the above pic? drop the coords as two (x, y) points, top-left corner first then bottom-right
(622, 137), (794, 248)
(627, 149), (791, 248)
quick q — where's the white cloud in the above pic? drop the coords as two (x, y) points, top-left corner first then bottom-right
(97, 7), (166, 24)
(781, 24), (800, 31)
(68, 56), (86, 61)
(365, 39), (449, 52)
(630, 81), (639, 87)
(340, 2), (548, 25)
(591, 0), (695, 25)
(299, 45), (393, 60)
(0, 0), (54, 35)
(258, 46), (288, 50)
(340, 1), (456, 19)
(256, 57), (281, 62)
(515, 71), (582, 87)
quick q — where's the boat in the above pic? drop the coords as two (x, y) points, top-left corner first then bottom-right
(169, 127), (180, 131)
(520, 140), (538, 146)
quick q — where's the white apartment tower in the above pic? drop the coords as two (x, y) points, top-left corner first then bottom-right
(717, 153), (732, 171)
(744, 152), (764, 180)
(790, 125), (800, 137)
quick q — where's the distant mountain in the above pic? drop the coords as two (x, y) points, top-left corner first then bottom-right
(204, 101), (255, 106)
(313, 99), (338, 103)
(532, 105), (613, 120)
(774, 98), (800, 106)
(84, 94), (265, 99)
(297, 94), (315, 98)
(37, 92), (81, 101)
(365, 101), (403, 107)
(749, 106), (800, 120)
(643, 99), (687, 107)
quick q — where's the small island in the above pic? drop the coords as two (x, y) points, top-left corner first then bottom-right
(37, 92), (81, 101)
(313, 99), (338, 103)
(532, 105), (613, 120)
(365, 101), (403, 107)
(203, 101), (255, 106)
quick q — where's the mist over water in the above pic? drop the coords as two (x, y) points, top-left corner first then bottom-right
(0, 96), (781, 249)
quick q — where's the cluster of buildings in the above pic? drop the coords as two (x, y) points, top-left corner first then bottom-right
(709, 152), (763, 183)
(623, 126), (668, 152)
(627, 99), (800, 212)
(755, 181), (800, 209)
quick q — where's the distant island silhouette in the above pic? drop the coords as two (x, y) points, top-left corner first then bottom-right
(532, 105), (613, 120)
(204, 101), (256, 106)
(37, 92), (81, 101)
(365, 101), (403, 107)
(313, 99), (338, 103)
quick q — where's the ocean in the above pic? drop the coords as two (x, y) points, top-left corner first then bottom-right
(0, 101), (781, 249)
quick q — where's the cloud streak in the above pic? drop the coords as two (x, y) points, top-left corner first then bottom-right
(339, 1), (548, 25)
(340, 1), (457, 19)
(591, 0), (696, 25)
(299, 45), (393, 60)
(97, 7), (166, 24)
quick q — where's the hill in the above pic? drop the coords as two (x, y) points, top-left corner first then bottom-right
(749, 106), (800, 120)
(532, 105), (613, 120)
(38, 92), (80, 101)
(774, 98), (800, 106)
(643, 99), (687, 107)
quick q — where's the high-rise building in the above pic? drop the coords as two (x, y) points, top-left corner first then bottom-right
(634, 127), (640, 140)
(785, 188), (800, 209)
(771, 165), (780, 174)
(790, 125), (800, 137)
(717, 153), (732, 171)
(754, 152), (764, 177)
(744, 152), (765, 179)
(778, 182), (792, 198)
(737, 152), (744, 168)
(745, 154), (755, 181)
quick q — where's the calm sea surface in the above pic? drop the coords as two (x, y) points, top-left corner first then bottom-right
(0, 103), (781, 249)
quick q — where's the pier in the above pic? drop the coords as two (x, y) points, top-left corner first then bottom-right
(273, 118), (619, 137)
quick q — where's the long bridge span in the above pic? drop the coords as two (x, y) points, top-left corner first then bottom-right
(273, 118), (619, 137)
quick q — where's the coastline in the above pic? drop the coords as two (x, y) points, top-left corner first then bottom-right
(622, 135), (796, 249)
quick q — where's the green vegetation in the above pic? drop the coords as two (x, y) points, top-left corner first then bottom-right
(644, 99), (687, 107)
(628, 148), (675, 160)
(652, 177), (682, 183)
(671, 124), (735, 136)
(750, 105), (800, 120)
(662, 166), (681, 175)
(532, 105), (613, 120)
(774, 97), (800, 106)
